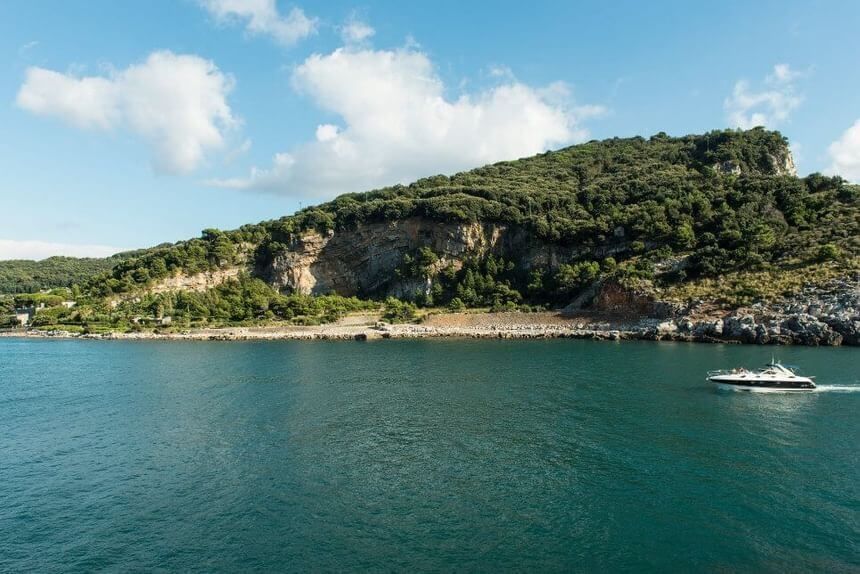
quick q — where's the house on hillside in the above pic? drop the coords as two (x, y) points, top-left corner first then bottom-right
(131, 315), (173, 327)
(14, 306), (35, 326)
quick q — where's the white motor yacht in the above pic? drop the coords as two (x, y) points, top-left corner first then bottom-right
(707, 360), (816, 392)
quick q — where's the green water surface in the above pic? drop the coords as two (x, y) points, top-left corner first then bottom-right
(1, 339), (858, 572)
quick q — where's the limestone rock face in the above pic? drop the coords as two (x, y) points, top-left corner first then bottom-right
(261, 218), (558, 297)
(656, 320), (678, 337)
(712, 144), (797, 177)
(149, 267), (243, 294)
(259, 217), (648, 298)
(769, 149), (797, 176)
(714, 160), (743, 176)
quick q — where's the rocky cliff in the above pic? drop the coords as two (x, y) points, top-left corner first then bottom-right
(259, 217), (610, 297)
(149, 267), (243, 294)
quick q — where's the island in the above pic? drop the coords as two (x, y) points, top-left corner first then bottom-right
(2, 128), (858, 345)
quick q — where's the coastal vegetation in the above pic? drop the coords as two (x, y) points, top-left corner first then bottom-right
(660, 257), (859, 307)
(13, 275), (379, 332)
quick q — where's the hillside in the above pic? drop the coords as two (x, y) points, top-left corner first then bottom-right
(0, 255), (130, 294)
(6, 128), (859, 342)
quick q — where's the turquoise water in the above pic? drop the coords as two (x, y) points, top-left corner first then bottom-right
(1, 339), (858, 572)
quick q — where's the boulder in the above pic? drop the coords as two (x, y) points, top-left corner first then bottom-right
(825, 317), (860, 346)
(782, 314), (843, 346)
(723, 314), (757, 342)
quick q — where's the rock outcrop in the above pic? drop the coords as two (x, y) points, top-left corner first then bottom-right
(260, 218), (603, 297)
(769, 148), (798, 177)
(712, 147), (797, 177)
(149, 267), (243, 294)
(639, 277), (860, 346)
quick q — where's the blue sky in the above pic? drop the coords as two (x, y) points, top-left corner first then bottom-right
(2, 0), (859, 259)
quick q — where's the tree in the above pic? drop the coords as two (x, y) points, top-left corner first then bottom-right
(383, 297), (417, 322)
(673, 222), (696, 250)
(817, 244), (842, 262)
(554, 261), (600, 296)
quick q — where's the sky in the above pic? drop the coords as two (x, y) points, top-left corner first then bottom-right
(1, 0), (860, 260)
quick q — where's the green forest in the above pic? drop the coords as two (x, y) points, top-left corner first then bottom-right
(0, 256), (127, 294)
(4, 128), (858, 331)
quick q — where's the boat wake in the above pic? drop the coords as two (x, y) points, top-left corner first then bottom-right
(815, 385), (860, 393)
(716, 384), (860, 394)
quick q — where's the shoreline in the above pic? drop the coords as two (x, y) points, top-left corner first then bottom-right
(2, 310), (855, 346)
(2, 324), (643, 342)
(0, 325), (731, 343)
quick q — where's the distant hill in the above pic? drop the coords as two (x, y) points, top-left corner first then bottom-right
(0, 253), (142, 294)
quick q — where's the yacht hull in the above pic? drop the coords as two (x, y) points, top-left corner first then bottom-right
(712, 381), (815, 393)
(708, 376), (816, 392)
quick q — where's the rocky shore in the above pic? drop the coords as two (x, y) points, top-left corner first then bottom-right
(666, 277), (860, 347)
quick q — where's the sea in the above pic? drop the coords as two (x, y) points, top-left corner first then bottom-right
(1, 338), (858, 572)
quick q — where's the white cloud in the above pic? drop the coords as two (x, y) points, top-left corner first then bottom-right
(17, 51), (236, 174)
(487, 65), (515, 80)
(209, 46), (605, 196)
(340, 19), (375, 44)
(0, 239), (126, 261)
(315, 123), (339, 141)
(768, 63), (801, 84)
(827, 119), (860, 181)
(725, 64), (803, 129)
(199, 0), (317, 46)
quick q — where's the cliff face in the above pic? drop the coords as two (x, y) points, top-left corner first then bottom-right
(260, 217), (611, 297)
(712, 148), (797, 177)
(771, 148), (798, 176)
(262, 219), (503, 296)
(259, 217), (643, 298)
(149, 267), (243, 294)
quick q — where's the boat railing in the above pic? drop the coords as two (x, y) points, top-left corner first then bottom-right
(707, 369), (749, 376)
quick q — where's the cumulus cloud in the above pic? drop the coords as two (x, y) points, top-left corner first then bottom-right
(725, 64), (803, 129)
(17, 51), (236, 174)
(199, 0), (317, 46)
(209, 46), (604, 196)
(0, 239), (126, 261)
(827, 120), (860, 181)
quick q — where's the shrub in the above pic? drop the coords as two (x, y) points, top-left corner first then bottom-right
(383, 297), (417, 323)
(817, 244), (842, 262)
